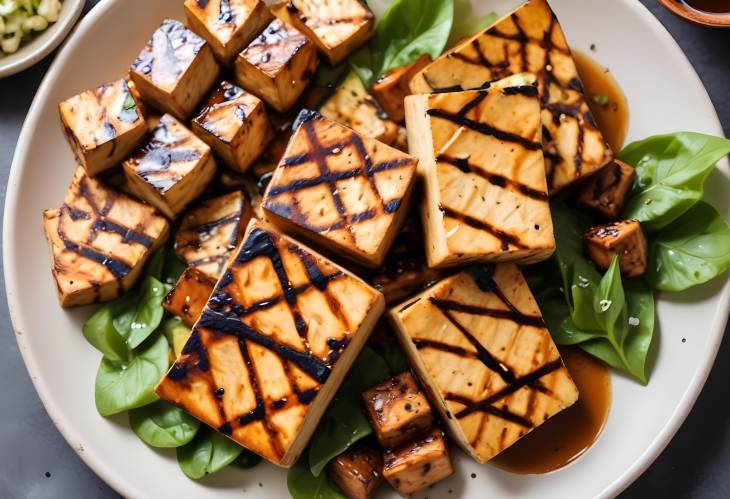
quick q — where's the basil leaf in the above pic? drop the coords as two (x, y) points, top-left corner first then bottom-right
(380, 336), (410, 375)
(593, 257), (627, 343)
(177, 427), (243, 480)
(288, 458), (346, 499)
(648, 201), (730, 291)
(162, 251), (186, 286)
(144, 248), (165, 281)
(82, 293), (135, 363)
(113, 276), (167, 349)
(619, 132), (730, 230)
(231, 451), (262, 469)
(448, 3), (497, 46)
(94, 333), (169, 416)
(160, 317), (192, 359)
(129, 400), (200, 448)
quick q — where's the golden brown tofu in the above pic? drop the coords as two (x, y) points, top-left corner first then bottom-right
(577, 159), (636, 219)
(155, 220), (385, 467)
(163, 267), (217, 327)
(123, 114), (217, 219)
(371, 55), (432, 123)
(184, 0), (273, 64)
(175, 191), (252, 279)
(262, 111), (419, 268)
(405, 74), (555, 269)
(284, 0), (374, 65)
(328, 444), (383, 499)
(130, 19), (220, 120)
(58, 79), (147, 176)
(192, 81), (274, 173)
(584, 219), (647, 277)
(410, 0), (612, 193)
(43, 167), (169, 308)
(362, 372), (434, 449)
(388, 264), (579, 463)
(234, 19), (318, 113)
(382, 429), (453, 495)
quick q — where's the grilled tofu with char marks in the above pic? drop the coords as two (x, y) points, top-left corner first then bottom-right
(328, 444), (383, 499)
(388, 264), (579, 463)
(262, 111), (419, 269)
(371, 55), (432, 123)
(164, 267), (217, 327)
(184, 0), (273, 64)
(156, 220), (384, 467)
(405, 74), (555, 269)
(59, 79), (147, 176)
(43, 167), (169, 307)
(410, 0), (613, 193)
(382, 428), (454, 495)
(123, 114), (217, 219)
(584, 219), (647, 277)
(130, 19), (220, 121)
(577, 159), (636, 219)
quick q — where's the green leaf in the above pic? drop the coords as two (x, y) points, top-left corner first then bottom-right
(113, 276), (167, 349)
(593, 257), (627, 343)
(82, 293), (135, 363)
(648, 201), (730, 291)
(288, 458), (346, 499)
(621, 278), (655, 383)
(619, 132), (730, 230)
(177, 427), (243, 480)
(123, 92), (136, 111)
(448, 2), (496, 46)
(162, 251), (186, 286)
(231, 451), (262, 469)
(145, 249), (165, 281)
(94, 333), (169, 416)
(129, 400), (200, 448)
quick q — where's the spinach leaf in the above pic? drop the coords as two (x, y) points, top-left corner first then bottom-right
(162, 251), (186, 286)
(129, 400), (200, 448)
(448, 3), (497, 46)
(231, 451), (262, 469)
(177, 427), (243, 480)
(619, 132), (730, 230)
(113, 276), (167, 349)
(647, 201), (730, 291)
(94, 332), (169, 416)
(160, 317), (192, 359)
(288, 458), (345, 499)
(145, 249), (166, 281)
(82, 292), (135, 363)
(379, 336), (410, 374)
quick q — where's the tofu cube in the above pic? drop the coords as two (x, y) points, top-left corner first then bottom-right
(262, 111), (419, 268)
(184, 0), (273, 64)
(577, 159), (636, 219)
(130, 19), (220, 120)
(163, 267), (216, 327)
(155, 220), (385, 466)
(284, 0), (374, 65)
(43, 167), (170, 307)
(234, 19), (318, 112)
(382, 429), (454, 495)
(361, 372), (434, 449)
(584, 219), (648, 277)
(58, 78), (147, 176)
(405, 74), (555, 269)
(371, 55), (432, 123)
(328, 444), (383, 499)
(192, 81), (274, 172)
(126, 78), (160, 131)
(123, 114), (217, 219)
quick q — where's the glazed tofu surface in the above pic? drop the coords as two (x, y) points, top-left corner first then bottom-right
(163, 267), (217, 327)
(328, 444), (383, 499)
(382, 428), (454, 495)
(371, 54), (432, 123)
(577, 159), (636, 219)
(584, 219), (647, 277)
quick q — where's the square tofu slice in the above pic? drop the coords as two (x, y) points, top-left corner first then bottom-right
(130, 19), (220, 120)
(43, 167), (169, 307)
(382, 429), (454, 495)
(584, 219), (647, 277)
(405, 74), (555, 269)
(362, 372), (434, 449)
(328, 444), (383, 499)
(371, 55), (432, 123)
(262, 111), (419, 268)
(388, 264), (579, 463)
(175, 191), (253, 279)
(163, 267), (217, 327)
(234, 19), (318, 113)
(410, 0), (613, 193)
(184, 0), (273, 64)
(123, 114), (217, 219)
(284, 0), (374, 65)
(577, 159), (636, 219)
(59, 79), (147, 176)
(155, 220), (385, 467)
(192, 81), (274, 172)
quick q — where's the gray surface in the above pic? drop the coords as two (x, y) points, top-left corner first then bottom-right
(0, 1), (728, 498)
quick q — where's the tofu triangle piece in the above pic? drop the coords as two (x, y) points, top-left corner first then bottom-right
(410, 0), (613, 193)
(387, 264), (579, 464)
(405, 73), (555, 269)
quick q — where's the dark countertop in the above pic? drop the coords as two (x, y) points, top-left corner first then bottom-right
(0, 1), (728, 498)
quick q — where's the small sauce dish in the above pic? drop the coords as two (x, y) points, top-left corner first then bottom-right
(658, 0), (730, 27)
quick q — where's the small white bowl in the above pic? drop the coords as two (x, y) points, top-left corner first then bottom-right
(0, 0), (85, 78)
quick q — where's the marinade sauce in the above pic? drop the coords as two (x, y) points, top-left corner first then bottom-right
(683, 0), (730, 13)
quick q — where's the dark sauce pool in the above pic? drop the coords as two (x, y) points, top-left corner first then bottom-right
(682, 0), (730, 13)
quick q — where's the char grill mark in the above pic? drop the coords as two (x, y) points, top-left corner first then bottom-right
(440, 206), (528, 251)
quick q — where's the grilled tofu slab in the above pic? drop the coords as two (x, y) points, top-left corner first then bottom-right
(234, 19), (318, 113)
(410, 0), (613, 193)
(123, 114), (217, 219)
(371, 55), (432, 123)
(388, 264), (579, 463)
(328, 444), (383, 499)
(163, 267), (217, 327)
(43, 167), (169, 307)
(192, 81), (274, 173)
(405, 74), (555, 269)
(584, 219), (647, 277)
(130, 19), (220, 120)
(156, 220), (385, 467)
(382, 428), (453, 495)
(58, 79), (147, 176)
(284, 0), (374, 65)
(578, 159), (636, 219)
(184, 0), (273, 64)
(175, 191), (252, 279)
(262, 111), (419, 268)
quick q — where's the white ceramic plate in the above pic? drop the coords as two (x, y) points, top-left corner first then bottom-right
(4, 0), (730, 497)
